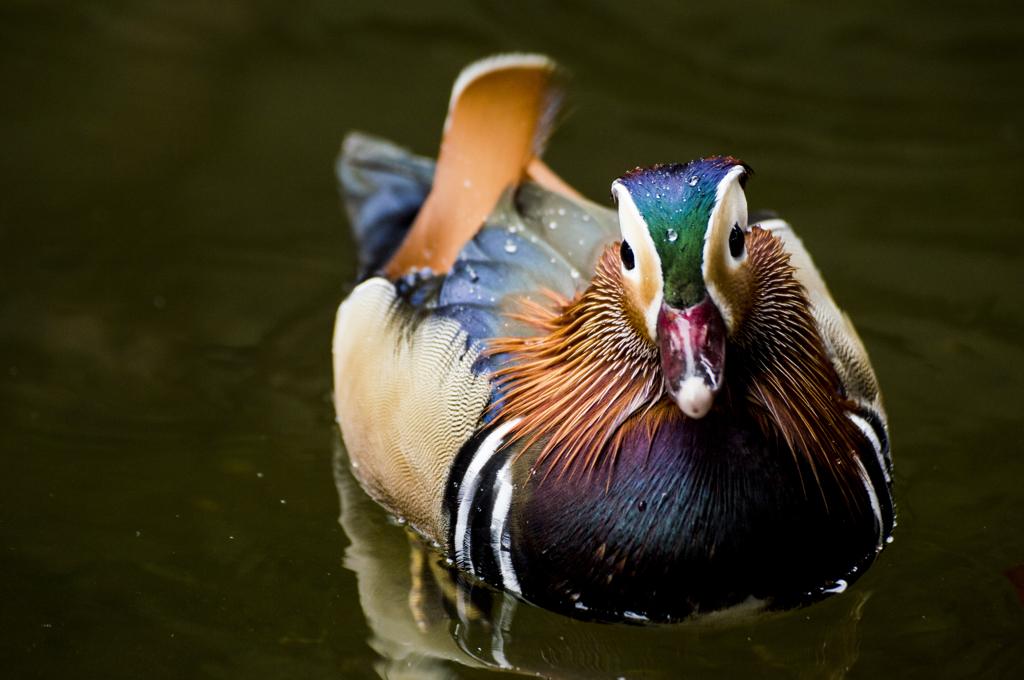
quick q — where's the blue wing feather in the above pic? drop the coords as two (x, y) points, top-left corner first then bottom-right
(336, 133), (435, 280)
(337, 133), (619, 372)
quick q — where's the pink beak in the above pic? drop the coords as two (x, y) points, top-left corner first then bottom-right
(656, 296), (727, 419)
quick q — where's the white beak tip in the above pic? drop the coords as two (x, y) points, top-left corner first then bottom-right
(675, 377), (715, 419)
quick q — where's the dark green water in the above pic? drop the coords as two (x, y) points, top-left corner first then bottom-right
(2, 1), (1022, 678)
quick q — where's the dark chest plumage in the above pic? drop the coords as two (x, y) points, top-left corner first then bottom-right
(445, 387), (892, 622)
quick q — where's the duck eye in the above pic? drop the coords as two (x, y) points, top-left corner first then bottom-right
(729, 224), (745, 259)
(620, 240), (635, 270)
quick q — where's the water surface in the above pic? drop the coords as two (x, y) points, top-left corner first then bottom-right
(2, 1), (1022, 678)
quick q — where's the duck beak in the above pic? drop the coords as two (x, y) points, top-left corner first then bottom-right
(657, 296), (727, 419)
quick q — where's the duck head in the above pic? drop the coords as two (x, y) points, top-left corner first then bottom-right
(612, 159), (752, 419)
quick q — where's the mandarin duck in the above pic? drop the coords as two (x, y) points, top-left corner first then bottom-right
(332, 54), (893, 622)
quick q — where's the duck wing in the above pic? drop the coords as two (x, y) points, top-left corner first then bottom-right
(336, 132), (435, 281)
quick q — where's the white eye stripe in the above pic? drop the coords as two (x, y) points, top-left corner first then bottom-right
(612, 182), (663, 342)
(705, 167), (749, 270)
(703, 166), (749, 334)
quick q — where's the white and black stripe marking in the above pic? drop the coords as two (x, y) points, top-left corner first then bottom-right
(847, 411), (891, 484)
(846, 407), (895, 550)
(446, 419), (523, 593)
(490, 454), (521, 594)
(853, 455), (884, 550)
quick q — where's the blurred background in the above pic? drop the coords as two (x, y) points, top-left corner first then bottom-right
(1, 1), (1022, 678)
